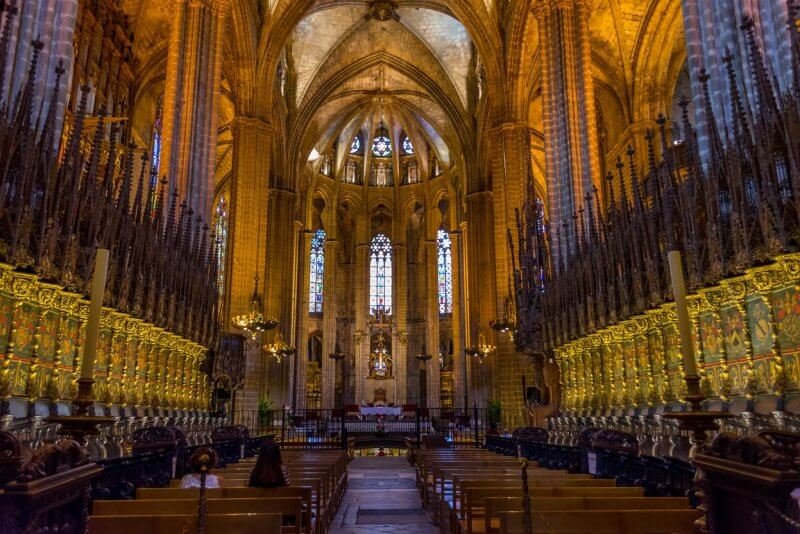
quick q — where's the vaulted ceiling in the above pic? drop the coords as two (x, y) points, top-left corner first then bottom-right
(119, 0), (686, 194)
(285, 3), (478, 176)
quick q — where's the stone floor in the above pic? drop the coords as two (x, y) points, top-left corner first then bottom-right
(330, 456), (437, 534)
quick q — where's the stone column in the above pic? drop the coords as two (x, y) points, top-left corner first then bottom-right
(0, 0), (78, 134)
(464, 192), (496, 409)
(394, 243), (408, 404)
(534, 0), (600, 263)
(681, 0), (793, 163)
(263, 189), (297, 406)
(450, 228), (466, 411)
(294, 229), (314, 409)
(161, 0), (226, 219)
(321, 238), (339, 408)
(354, 242), (370, 405)
(424, 238), (441, 409)
(228, 116), (271, 413)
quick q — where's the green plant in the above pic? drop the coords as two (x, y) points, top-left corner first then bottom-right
(258, 399), (274, 425)
(486, 400), (502, 424)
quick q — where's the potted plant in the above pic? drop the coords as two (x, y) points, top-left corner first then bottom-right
(486, 400), (502, 425)
(258, 399), (274, 427)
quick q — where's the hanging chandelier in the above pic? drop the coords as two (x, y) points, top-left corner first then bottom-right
(466, 328), (495, 364)
(490, 295), (518, 341)
(415, 343), (433, 362)
(264, 331), (296, 361)
(231, 274), (278, 339)
(328, 343), (346, 361)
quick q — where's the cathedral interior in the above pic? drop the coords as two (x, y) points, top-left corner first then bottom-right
(3, 0), (800, 533)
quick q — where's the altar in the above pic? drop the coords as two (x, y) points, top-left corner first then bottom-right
(360, 406), (402, 417)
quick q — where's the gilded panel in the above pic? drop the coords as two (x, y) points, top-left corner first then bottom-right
(773, 285), (800, 353)
(728, 361), (750, 397)
(747, 296), (775, 357)
(37, 310), (59, 363)
(783, 352), (800, 391)
(0, 293), (12, 354)
(720, 305), (748, 362)
(8, 359), (27, 396)
(13, 302), (38, 359)
(699, 312), (724, 364)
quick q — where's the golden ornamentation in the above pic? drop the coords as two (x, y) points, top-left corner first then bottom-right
(553, 254), (800, 414)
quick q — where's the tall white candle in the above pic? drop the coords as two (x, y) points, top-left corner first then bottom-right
(667, 250), (698, 377)
(80, 248), (110, 380)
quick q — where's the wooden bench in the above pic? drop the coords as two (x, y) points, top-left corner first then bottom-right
(87, 512), (282, 534)
(93, 498), (304, 534)
(136, 487), (316, 532)
(442, 486), (644, 532)
(498, 509), (701, 533)
(480, 497), (691, 534)
(432, 468), (581, 524)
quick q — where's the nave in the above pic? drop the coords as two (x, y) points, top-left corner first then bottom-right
(80, 437), (704, 534)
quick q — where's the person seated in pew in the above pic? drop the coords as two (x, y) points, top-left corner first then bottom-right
(485, 422), (501, 436)
(179, 447), (223, 489)
(249, 439), (291, 488)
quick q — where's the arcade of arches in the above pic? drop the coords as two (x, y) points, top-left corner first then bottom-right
(6, 0), (800, 432)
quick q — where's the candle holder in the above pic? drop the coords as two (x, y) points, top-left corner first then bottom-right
(45, 378), (114, 445)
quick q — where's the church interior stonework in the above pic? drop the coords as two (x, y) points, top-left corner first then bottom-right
(3, 0), (800, 533)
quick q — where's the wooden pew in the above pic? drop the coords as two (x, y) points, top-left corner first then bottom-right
(87, 512), (282, 534)
(433, 468), (584, 524)
(136, 487), (316, 532)
(498, 509), (701, 533)
(93, 498), (303, 534)
(481, 497), (691, 534)
(447, 479), (617, 534)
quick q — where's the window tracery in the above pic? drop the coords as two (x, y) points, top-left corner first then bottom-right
(214, 194), (229, 299)
(350, 135), (362, 154)
(309, 229), (326, 314)
(372, 130), (392, 157)
(150, 94), (164, 191)
(437, 229), (453, 315)
(369, 233), (393, 315)
(402, 136), (414, 155)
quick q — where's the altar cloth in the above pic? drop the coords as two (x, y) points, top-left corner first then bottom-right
(359, 406), (402, 416)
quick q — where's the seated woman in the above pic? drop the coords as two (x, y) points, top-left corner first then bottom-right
(179, 447), (223, 488)
(248, 439), (291, 487)
(249, 440), (304, 527)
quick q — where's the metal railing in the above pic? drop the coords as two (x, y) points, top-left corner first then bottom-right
(232, 407), (495, 449)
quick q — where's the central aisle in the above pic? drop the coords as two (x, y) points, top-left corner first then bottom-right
(330, 456), (437, 534)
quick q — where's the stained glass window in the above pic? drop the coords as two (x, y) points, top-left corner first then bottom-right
(372, 133), (392, 157)
(309, 229), (326, 314)
(369, 233), (393, 314)
(214, 194), (229, 299)
(150, 95), (164, 205)
(402, 136), (414, 154)
(437, 229), (453, 315)
(350, 136), (362, 154)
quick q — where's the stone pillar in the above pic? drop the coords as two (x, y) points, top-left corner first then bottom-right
(534, 0), (600, 262)
(424, 238), (441, 409)
(0, 0), (78, 134)
(228, 116), (271, 412)
(354, 242), (370, 405)
(262, 189), (297, 406)
(681, 0), (793, 163)
(464, 192), (496, 409)
(450, 228), (466, 411)
(161, 0), (226, 219)
(321, 238), (339, 408)
(294, 229), (314, 409)
(488, 124), (532, 427)
(394, 243), (409, 404)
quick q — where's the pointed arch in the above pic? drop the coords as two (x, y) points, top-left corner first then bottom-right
(369, 233), (393, 314)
